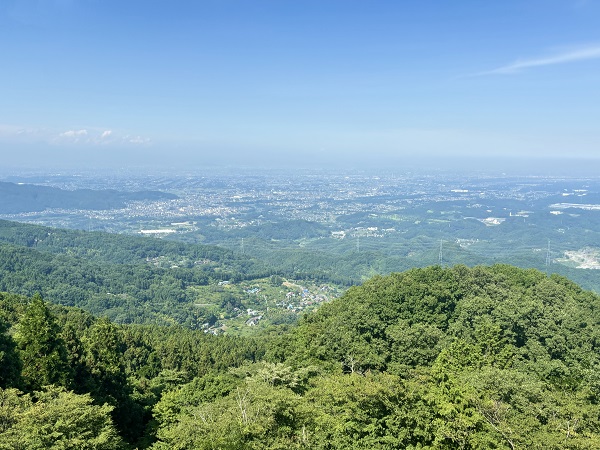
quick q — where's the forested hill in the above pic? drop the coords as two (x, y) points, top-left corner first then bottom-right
(0, 219), (246, 266)
(0, 219), (283, 326)
(0, 181), (177, 213)
(2, 265), (600, 448)
(153, 265), (600, 449)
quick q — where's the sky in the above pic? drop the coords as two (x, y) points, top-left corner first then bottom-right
(1, 0), (600, 171)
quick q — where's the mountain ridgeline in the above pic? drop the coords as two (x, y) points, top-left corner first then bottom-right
(0, 181), (178, 214)
(1, 259), (600, 448)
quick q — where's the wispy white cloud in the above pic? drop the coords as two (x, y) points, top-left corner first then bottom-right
(55, 129), (89, 144)
(60, 129), (88, 138)
(477, 45), (600, 75)
(0, 123), (151, 146)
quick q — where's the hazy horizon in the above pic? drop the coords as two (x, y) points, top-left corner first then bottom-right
(3, 154), (600, 179)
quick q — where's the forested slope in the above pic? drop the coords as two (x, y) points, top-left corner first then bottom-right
(161, 265), (600, 449)
(0, 220), (287, 326)
(1, 265), (599, 448)
(0, 181), (177, 213)
(0, 292), (265, 448)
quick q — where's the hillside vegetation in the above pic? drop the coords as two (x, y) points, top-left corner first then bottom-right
(0, 181), (177, 214)
(0, 220), (300, 327)
(1, 264), (600, 448)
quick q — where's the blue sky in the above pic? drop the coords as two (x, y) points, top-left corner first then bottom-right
(1, 0), (600, 170)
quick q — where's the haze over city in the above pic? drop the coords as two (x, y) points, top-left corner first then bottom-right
(1, 0), (600, 171)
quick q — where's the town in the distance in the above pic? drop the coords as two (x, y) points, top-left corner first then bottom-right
(1, 166), (599, 334)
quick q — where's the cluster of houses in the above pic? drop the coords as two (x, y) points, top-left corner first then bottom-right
(201, 281), (338, 333)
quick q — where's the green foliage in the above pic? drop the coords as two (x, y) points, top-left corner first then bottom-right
(14, 295), (70, 391)
(152, 372), (240, 432)
(152, 371), (304, 450)
(82, 318), (127, 398)
(302, 373), (406, 449)
(3, 261), (600, 448)
(0, 318), (21, 389)
(290, 265), (600, 381)
(0, 386), (123, 450)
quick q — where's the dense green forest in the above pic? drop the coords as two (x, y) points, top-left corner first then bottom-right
(1, 264), (600, 448)
(0, 220), (348, 328)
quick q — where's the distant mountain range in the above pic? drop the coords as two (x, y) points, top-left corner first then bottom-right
(0, 181), (177, 213)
